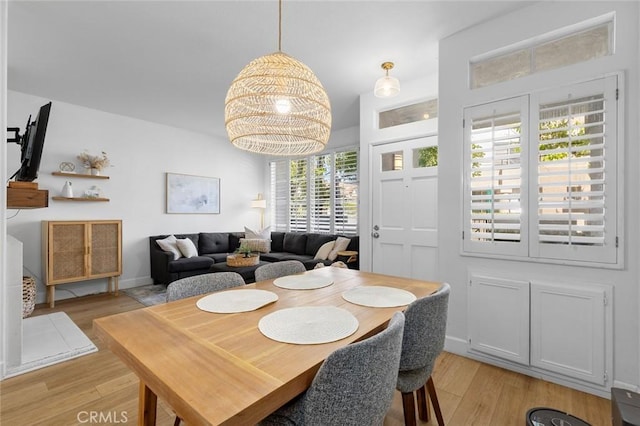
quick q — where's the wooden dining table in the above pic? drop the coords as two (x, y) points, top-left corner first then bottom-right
(93, 267), (441, 426)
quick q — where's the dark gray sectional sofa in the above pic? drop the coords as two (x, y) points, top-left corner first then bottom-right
(149, 231), (359, 285)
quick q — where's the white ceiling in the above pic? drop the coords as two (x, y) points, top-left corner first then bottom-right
(7, 1), (532, 137)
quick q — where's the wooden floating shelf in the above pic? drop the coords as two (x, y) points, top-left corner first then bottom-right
(52, 171), (110, 179)
(52, 196), (110, 202)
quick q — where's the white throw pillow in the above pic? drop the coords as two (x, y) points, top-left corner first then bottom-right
(156, 235), (182, 261)
(327, 237), (351, 261)
(176, 238), (198, 258)
(244, 226), (271, 240)
(314, 240), (335, 260)
(239, 238), (271, 253)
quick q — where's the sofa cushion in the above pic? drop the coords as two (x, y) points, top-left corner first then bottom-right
(229, 232), (245, 252)
(314, 240), (335, 260)
(156, 235), (182, 260)
(283, 233), (307, 255)
(244, 226), (271, 239)
(261, 252), (313, 263)
(259, 252), (288, 262)
(305, 233), (336, 256)
(270, 232), (285, 252)
(202, 253), (228, 262)
(167, 256), (214, 273)
(176, 238), (198, 258)
(345, 235), (359, 252)
(199, 232), (230, 254)
(239, 238), (271, 253)
(174, 233), (200, 248)
(328, 236), (351, 261)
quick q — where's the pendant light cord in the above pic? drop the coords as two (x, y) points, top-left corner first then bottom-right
(278, 0), (282, 52)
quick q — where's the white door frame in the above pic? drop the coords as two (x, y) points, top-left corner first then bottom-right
(370, 136), (439, 279)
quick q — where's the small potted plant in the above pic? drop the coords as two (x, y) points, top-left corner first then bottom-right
(77, 151), (110, 175)
(236, 242), (253, 258)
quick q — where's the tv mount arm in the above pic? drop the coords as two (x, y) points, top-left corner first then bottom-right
(7, 127), (22, 144)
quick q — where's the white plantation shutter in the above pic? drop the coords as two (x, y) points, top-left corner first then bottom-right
(334, 150), (359, 235)
(270, 161), (289, 232)
(532, 76), (617, 263)
(310, 154), (332, 233)
(464, 96), (529, 256)
(271, 148), (359, 235)
(463, 76), (619, 266)
(289, 159), (308, 232)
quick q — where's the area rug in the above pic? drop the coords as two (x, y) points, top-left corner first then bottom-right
(122, 284), (167, 306)
(4, 312), (97, 378)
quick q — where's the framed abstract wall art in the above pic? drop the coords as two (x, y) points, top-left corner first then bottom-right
(166, 173), (220, 214)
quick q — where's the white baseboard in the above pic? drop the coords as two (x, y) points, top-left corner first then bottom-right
(37, 276), (154, 304)
(612, 380), (639, 393)
(118, 276), (154, 289)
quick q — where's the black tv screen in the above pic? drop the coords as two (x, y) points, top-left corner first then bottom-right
(12, 102), (52, 182)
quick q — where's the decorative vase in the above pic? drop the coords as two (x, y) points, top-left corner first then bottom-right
(61, 181), (73, 198)
(91, 168), (101, 176)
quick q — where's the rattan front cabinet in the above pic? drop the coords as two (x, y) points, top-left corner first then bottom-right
(42, 220), (122, 307)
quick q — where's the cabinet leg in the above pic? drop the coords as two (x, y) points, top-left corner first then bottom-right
(47, 286), (55, 308)
(108, 277), (119, 296)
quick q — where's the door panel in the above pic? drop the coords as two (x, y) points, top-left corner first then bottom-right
(468, 275), (530, 365)
(531, 281), (606, 385)
(380, 179), (405, 228)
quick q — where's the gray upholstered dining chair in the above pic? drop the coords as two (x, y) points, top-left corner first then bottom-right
(166, 272), (245, 302)
(258, 311), (405, 426)
(254, 260), (306, 282)
(396, 282), (450, 426)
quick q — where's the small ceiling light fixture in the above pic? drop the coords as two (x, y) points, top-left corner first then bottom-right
(374, 61), (400, 98)
(225, 0), (332, 156)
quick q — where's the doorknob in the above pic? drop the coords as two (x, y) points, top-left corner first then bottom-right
(372, 232), (380, 238)
(373, 225), (379, 231)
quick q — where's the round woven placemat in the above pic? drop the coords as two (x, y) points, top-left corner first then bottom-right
(342, 286), (417, 308)
(273, 274), (333, 290)
(258, 306), (359, 344)
(196, 289), (278, 313)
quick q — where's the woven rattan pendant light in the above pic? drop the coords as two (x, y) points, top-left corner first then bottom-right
(225, 0), (331, 156)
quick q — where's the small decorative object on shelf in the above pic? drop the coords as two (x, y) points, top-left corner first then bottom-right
(59, 161), (75, 173)
(77, 150), (111, 175)
(84, 185), (101, 199)
(61, 181), (74, 198)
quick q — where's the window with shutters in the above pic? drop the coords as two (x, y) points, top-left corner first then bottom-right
(463, 75), (620, 265)
(463, 96), (529, 257)
(289, 159), (308, 233)
(270, 148), (359, 235)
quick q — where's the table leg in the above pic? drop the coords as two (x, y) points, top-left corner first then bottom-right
(138, 381), (157, 426)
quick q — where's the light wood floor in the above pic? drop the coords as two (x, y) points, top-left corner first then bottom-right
(1, 293), (611, 425)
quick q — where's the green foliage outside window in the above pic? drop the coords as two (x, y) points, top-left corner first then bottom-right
(417, 146), (438, 167)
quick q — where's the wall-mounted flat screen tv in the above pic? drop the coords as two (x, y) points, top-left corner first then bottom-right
(8, 102), (52, 182)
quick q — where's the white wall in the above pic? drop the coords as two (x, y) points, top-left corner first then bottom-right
(6, 91), (267, 304)
(438, 1), (639, 393)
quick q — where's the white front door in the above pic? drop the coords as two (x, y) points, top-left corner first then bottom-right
(371, 137), (438, 280)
